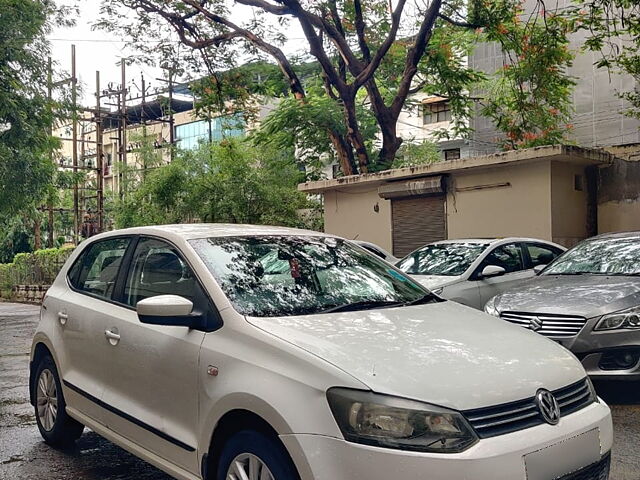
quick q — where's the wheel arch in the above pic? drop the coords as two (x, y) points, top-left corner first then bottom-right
(29, 340), (55, 406)
(204, 408), (301, 480)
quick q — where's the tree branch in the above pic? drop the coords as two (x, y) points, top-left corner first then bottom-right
(392, 0), (443, 117)
(438, 13), (482, 29)
(353, 0), (408, 88)
(353, 0), (371, 63)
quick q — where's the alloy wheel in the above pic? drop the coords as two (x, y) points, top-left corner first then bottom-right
(226, 453), (275, 480)
(36, 369), (58, 432)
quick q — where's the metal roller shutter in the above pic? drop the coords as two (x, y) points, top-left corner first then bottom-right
(391, 196), (446, 257)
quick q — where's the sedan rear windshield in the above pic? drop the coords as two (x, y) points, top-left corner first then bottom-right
(189, 236), (428, 317)
(396, 243), (489, 276)
(544, 237), (640, 276)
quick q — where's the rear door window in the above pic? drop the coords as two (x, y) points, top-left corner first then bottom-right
(525, 243), (563, 268)
(71, 238), (131, 300)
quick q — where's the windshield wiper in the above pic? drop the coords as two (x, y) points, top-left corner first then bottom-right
(548, 271), (592, 275)
(404, 292), (441, 306)
(319, 300), (404, 314)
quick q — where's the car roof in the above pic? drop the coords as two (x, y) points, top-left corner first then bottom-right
(429, 237), (558, 246)
(590, 231), (640, 241)
(87, 223), (332, 242)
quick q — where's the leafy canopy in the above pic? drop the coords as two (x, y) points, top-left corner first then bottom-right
(98, 0), (576, 174)
(0, 0), (76, 215)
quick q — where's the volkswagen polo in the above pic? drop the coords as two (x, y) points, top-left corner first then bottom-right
(30, 224), (612, 480)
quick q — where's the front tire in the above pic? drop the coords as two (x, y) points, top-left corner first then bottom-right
(216, 430), (299, 480)
(34, 355), (84, 447)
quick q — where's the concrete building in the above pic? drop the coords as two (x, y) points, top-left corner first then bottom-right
(299, 145), (640, 257)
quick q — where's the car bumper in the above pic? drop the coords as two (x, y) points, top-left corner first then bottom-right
(281, 402), (612, 480)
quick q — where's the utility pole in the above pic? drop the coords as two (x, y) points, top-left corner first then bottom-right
(71, 44), (79, 245)
(120, 60), (127, 197)
(141, 73), (147, 176)
(96, 70), (104, 233)
(168, 69), (175, 161)
(47, 57), (54, 248)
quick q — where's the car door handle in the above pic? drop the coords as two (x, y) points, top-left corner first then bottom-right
(104, 329), (121, 344)
(58, 312), (68, 325)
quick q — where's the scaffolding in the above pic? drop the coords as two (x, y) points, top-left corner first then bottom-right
(47, 45), (193, 245)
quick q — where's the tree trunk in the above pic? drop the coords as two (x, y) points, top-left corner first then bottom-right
(342, 97), (370, 174)
(34, 218), (41, 251)
(328, 131), (357, 176)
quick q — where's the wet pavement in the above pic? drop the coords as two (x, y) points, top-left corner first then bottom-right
(1, 302), (639, 479)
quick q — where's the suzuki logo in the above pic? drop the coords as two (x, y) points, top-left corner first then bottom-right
(529, 316), (543, 331)
(535, 389), (560, 425)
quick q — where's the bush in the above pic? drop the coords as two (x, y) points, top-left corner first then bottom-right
(0, 246), (75, 294)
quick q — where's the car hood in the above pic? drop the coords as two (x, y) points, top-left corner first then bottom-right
(410, 274), (463, 290)
(247, 301), (585, 411)
(494, 275), (640, 318)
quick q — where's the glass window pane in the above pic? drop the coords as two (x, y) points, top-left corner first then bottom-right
(483, 244), (525, 273)
(124, 238), (199, 307)
(526, 244), (560, 267)
(75, 238), (130, 299)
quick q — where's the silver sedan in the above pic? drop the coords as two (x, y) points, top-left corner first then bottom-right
(396, 238), (565, 309)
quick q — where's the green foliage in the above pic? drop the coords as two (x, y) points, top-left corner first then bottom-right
(567, 0), (640, 119)
(113, 138), (318, 229)
(253, 85), (377, 177)
(97, 0), (576, 171)
(474, 0), (575, 149)
(0, 245), (74, 291)
(393, 141), (441, 168)
(0, 0), (76, 215)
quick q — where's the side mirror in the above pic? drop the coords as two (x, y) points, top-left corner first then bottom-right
(480, 265), (506, 279)
(137, 295), (202, 328)
(533, 264), (547, 274)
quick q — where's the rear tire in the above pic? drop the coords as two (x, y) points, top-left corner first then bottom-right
(216, 430), (299, 480)
(33, 355), (84, 447)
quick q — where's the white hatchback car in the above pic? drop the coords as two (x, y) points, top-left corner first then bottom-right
(396, 238), (565, 309)
(30, 225), (611, 480)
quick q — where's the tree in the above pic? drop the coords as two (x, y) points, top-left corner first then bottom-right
(568, 0), (640, 120)
(99, 0), (567, 174)
(113, 138), (316, 229)
(479, 1), (575, 149)
(0, 0), (75, 216)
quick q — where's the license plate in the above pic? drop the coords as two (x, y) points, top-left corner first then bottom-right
(524, 429), (601, 480)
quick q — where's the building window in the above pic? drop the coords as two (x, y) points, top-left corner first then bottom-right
(423, 101), (451, 125)
(175, 114), (244, 150)
(574, 174), (584, 191)
(444, 148), (461, 161)
(332, 164), (341, 179)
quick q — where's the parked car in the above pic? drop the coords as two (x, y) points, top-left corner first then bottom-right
(353, 239), (398, 263)
(30, 225), (611, 480)
(395, 238), (565, 309)
(485, 231), (640, 381)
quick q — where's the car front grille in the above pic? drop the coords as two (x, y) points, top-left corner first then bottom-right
(557, 453), (610, 480)
(463, 378), (595, 439)
(500, 311), (587, 337)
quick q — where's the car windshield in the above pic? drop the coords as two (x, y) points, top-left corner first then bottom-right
(544, 236), (640, 276)
(189, 236), (429, 317)
(396, 242), (489, 276)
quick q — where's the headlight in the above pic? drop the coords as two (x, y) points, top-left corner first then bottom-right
(326, 388), (478, 453)
(594, 306), (640, 331)
(484, 296), (500, 317)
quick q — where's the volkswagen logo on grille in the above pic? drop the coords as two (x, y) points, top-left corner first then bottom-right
(535, 389), (560, 425)
(529, 316), (543, 331)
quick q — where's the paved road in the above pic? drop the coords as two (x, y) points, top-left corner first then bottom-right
(1, 302), (639, 479)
